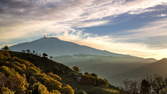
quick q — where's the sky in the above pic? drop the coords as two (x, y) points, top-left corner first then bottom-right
(0, 0), (167, 59)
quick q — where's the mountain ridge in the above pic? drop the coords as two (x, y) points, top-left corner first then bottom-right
(10, 37), (145, 58)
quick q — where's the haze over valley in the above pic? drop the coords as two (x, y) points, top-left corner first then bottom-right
(10, 37), (167, 86)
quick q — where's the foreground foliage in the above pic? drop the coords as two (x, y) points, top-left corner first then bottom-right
(0, 50), (119, 94)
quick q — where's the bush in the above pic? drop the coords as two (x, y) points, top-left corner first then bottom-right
(27, 66), (41, 75)
(0, 66), (15, 76)
(79, 72), (109, 87)
(61, 84), (74, 94)
(0, 67), (28, 93)
(72, 66), (80, 72)
(32, 82), (49, 94)
(96, 78), (109, 87)
(79, 75), (96, 85)
(47, 72), (62, 81)
(0, 52), (10, 60)
(0, 87), (14, 94)
(50, 90), (61, 94)
(35, 73), (63, 90)
(2, 46), (10, 51)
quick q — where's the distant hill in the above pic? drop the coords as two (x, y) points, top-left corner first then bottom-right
(0, 50), (120, 94)
(112, 58), (167, 85)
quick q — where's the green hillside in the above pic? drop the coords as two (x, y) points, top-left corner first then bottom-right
(0, 50), (120, 94)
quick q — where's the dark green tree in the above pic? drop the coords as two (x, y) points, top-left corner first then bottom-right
(72, 66), (80, 72)
(26, 49), (30, 54)
(2, 46), (9, 51)
(140, 79), (151, 94)
(32, 50), (36, 54)
(49, 56), (53, 59)
(42, 53), (48, 58)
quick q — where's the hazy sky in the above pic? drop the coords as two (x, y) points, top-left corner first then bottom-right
(0, 0), (167, 59)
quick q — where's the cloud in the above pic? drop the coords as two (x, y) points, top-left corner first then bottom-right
(128, 9), (155, 15)
(113, 18), (167, 49)
(77, 20), (110, 28)
(54, 30), (167, 59)
(0, 0), (166, 27)
(0, 0), (167, 58)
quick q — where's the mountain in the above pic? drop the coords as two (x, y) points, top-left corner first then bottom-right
(136, 58), (167, 76)
(10, 37), (157, 86)
(11, 37), (124, 57)
(10, 37), (156, 64)
(10, 37), (151, 60)
(112, 58), (167, 84)
(0, 50), (120, 94)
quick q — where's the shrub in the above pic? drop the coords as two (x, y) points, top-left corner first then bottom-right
(96, 78), (109, 87)
(0, 51), (11, 60)
(0, 87), (14, 94)
(32, 82), (49, 94)
(72, 66), (80, 72)
(79, 75), (96, 86)
(0, 66), (15, 76)
(47, 72), (62, 81)
(42, 53), (48, 58)
(50, 90), (61, 94)
(2, 46), (10, 51)
(61, 84), (74, 94)
(0, 67), (28, 92)
(27, 66), (41, 75)
(35, 73), (63, 90)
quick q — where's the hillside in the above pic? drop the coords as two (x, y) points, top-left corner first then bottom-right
(112, 58), (167, 83)
(9, 37), (157, 86)
(0, 50), (120, 94)
(54, 55), (156, 86)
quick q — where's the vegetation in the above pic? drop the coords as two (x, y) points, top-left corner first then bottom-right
(0, 50), (119, 94)
(122, 76), (167, 94)
(0, 50), (74, 94)
(78, 72), (109, 87)
(1, 46), (10, 51)
(42, 53), (48, 58)
(72, 66), (80, 72)
(3, 49), (167, 94)
(1, 46), (166, 94)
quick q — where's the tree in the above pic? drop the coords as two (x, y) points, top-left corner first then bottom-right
(91, 73), (97, 78)
(72, 66), (80, 72)
(140, 79), (151, 94)
(49, 56), (53, 59)
(26, 49), (30, 54)
(123, 80), (139, 94)
(2, 46), (9, 51)
(151, 76), (166, 94)
(32, 50), (36, 54)
(84, 72), (88, 75)
(42, 53), (48, 58)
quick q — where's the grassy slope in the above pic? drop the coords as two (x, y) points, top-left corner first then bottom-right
(0, 50), (120, 94)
